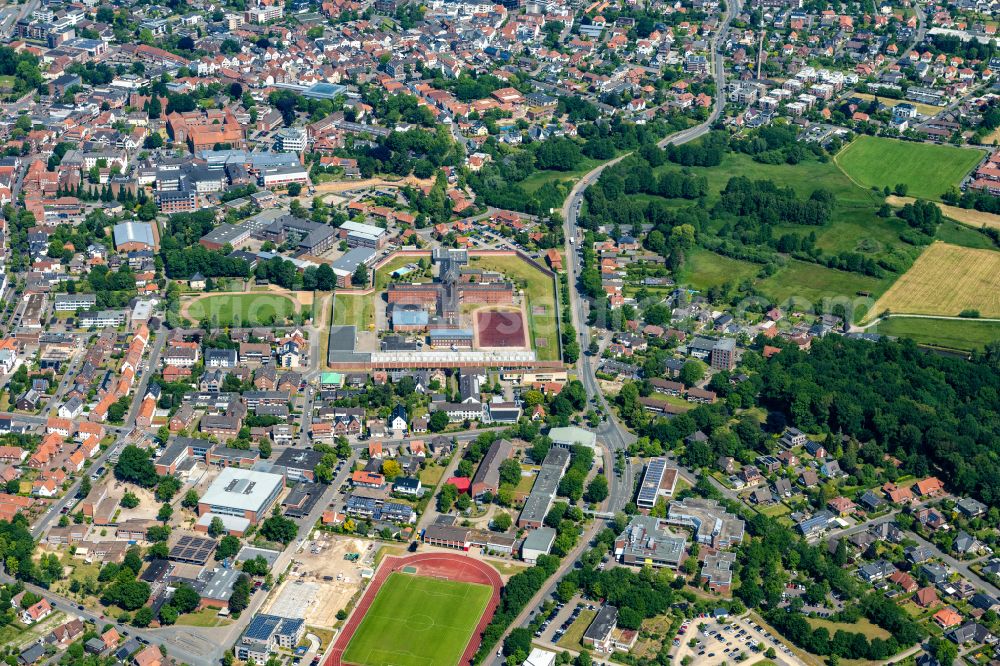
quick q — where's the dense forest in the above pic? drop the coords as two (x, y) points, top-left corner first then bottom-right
(616, 335), (1000, 509)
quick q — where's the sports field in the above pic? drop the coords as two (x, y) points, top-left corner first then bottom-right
(866, 242), (1000, 320)
(184, 293), (296, 325)
(468, 254), (559, 361)
(342, 572), (492, 666)
(836, 136), (984, 201)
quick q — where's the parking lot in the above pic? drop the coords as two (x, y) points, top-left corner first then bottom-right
(672, 615), (806, 666)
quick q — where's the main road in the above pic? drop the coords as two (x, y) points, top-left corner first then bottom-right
(559, 0), (741, 513)
(486, 4), (742, 662)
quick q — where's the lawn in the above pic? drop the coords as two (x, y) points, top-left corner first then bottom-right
(557, 609), (598, 651)
(468, 254), (560, 361)
(759, 259), (894, 317)
(805, 617), (891, 641)
(681, 248), (761, 291)
(934, 219), (998, 250)
(867, 242), (1000, 320)
(333, 294), (375, 331)
(185, 293), (296, 326)
(342, 572), (492, 666)
(513, 469), (537, 499)
(848, 92), (944, 117)
(835, 136), (984, 201)
(375, 255), (430, 291)
(873, 316), (1000, 352)
(176, 608), (232, 628)
(519, 158), (603, 195)
(419, 463), (447, 488)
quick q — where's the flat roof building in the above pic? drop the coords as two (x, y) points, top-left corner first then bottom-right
(330, 247), (376, 287)
(666, 497), (745, 549)
(518, 448), (570, 529)
(338, 221), (387, 249)
(548, 426), (597, 450)
(636, 458), (679, 510)
(197, 467), (284, 526)
(614, 515), (686, 569)
(54, 294), (97, 311)
(200, 223), (252, 251)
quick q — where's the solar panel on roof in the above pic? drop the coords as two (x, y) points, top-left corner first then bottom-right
(638, 458), (667, 505)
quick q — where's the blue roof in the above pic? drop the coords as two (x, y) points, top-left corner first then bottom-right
(393, 308), (428, 326)
(429, 328), (473, 338)
(113, 222), (155, 248)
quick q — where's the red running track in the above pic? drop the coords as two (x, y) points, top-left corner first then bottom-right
(326, 552), (503, 666)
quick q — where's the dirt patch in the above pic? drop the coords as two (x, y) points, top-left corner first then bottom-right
(265, 534), (368, 629)
(886, 195), (1000, 232)
(311, 175), (434, 195)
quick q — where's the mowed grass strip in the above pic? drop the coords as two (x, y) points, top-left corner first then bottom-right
(873, 316), (1000, 352)
(469, 255), (559, 361)
(867, 242), (1000, 320)
(836, 136), (984, 201)
(186, 293), (296, 325)
(342, 572), (492, 666)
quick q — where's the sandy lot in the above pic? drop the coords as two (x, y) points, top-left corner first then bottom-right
(264, 534), (368, 629)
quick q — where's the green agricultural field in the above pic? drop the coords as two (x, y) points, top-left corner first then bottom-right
(342, 572), (492, 666)
(468, 254), (560, 361)
(835, 136), (984, 201)
(185, 293), (296, 326)
(872, 316), (1000, 352)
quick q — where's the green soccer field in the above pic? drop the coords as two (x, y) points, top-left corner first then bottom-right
(342, 572), (493, 666)
(835, 135), (984, 201)
(185, 293), (296, 326)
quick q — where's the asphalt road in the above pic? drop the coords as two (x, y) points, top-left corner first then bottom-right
(484, 3), (744, 662)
